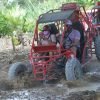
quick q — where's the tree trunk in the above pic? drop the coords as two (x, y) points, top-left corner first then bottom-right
(94, 0), (96, 4)
(11, 35), (15, 51)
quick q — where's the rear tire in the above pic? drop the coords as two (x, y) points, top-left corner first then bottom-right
(65, 58), (83, 80)
(8, 62), (27, 80)
(95, 35), (100, 61)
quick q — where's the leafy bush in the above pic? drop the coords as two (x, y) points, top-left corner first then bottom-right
(13, 36), (21, 46)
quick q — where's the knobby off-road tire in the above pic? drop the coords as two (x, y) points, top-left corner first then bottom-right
(8, 62), (27, 80)
(65, 58), (83, 81)
(24, 61), (33, 73)
(95, 35), (100, 61)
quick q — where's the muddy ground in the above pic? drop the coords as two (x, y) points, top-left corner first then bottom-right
(0, 48), (100, 100)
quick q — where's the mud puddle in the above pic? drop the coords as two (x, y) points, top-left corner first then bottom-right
(67, 81), (100, 93)
(0, 49), (100, 100)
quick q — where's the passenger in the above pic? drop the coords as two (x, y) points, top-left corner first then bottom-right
(49, 24), (59, 44)
(39, 25), (51, 45)
(38, 25), (51, 61)
(64, 20), (81, 56)
(43, 25), (50, 32)
(39, 31), (51, 45)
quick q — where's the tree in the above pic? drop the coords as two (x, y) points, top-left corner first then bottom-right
(0, 0), (99, 51)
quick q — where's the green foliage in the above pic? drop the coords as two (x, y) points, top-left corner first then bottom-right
(13, 36), (21, 46)
(0, 12), (12, 36)
(0, 0), (99, 37)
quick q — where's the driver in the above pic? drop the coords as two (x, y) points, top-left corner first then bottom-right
(64, 20), (81, 56)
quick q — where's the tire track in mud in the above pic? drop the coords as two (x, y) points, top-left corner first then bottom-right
(0, 50), (100, 99)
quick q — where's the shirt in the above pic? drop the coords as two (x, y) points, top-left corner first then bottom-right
(64, 29), (80, 48)
(68, 29), (80, 42)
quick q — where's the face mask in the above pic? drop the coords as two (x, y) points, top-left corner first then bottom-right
(43, 31), (50, 36)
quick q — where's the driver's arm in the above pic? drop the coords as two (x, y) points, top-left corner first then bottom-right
(71, 39), (80, 47)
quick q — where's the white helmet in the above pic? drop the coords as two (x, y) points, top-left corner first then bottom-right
(65, 20), (72, 25)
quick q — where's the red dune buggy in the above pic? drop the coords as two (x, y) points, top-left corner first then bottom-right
(8, 3), (100, 81)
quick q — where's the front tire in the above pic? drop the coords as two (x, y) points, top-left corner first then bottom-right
(8, 62), (27, 80)
(65, 58), (83, 80)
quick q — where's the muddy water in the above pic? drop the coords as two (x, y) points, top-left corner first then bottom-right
(68, 82), (100, 93)
(97, 93), (100, 100)
(0, 50), (100, 99)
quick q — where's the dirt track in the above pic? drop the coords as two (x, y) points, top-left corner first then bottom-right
(0, 49), (100, 100)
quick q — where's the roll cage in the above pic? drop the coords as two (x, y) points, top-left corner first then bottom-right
(29, 3), (96, 80)
(91, 2), (100, 31)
